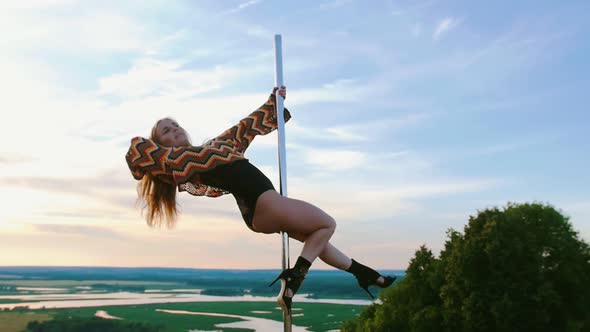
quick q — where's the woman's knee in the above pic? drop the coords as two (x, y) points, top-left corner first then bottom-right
(310, 215), (336, 235)
(326, 215), (336, 234)
(288, 215), (335, 239)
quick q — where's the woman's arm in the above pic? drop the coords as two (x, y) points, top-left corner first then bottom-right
(215, 89), (291, 153)
(125, 136), (172, 181)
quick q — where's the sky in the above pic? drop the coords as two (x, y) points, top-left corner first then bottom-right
(0, 0), (589, 270)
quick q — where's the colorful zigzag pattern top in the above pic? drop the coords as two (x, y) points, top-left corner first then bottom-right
(125, 93), (291, 197)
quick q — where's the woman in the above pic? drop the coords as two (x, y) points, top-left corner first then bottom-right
(125, 86), (396, 314)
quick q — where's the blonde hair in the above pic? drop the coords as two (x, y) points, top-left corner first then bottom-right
(136, 117), (189, 228)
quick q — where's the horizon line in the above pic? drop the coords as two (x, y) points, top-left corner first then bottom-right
(0, 265), (406, 271)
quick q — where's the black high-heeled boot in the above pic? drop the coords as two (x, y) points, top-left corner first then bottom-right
(268, 256), (311, 314)
(347, 259), (397, 300)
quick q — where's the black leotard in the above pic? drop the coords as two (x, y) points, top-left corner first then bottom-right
(198, 159), (276, 231)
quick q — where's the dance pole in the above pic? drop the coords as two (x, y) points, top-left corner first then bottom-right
(274, 34), (292, 331)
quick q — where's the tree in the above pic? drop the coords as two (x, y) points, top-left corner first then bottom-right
(342, 246), (443, 332)
(342, 202), (590, 332)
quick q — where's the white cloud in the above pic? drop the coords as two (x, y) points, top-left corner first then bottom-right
(218, 0), (262, 16)
(389, 0), (435, 17)
(324, 128), (368, 142)
(277, 109), (429, 148)
(34, 224), (127, 239)
(0, 45), (281, 179)
(0, 0), (74, 10)
(289, 78), (391, 106)
(0, 155), (36, 164)
(246, 25), (272, 38)
(433, 17), (460, 40)
(374, 112), (431, 130)
(476, 140), (541, 155)
(97, 58), (228, 99)
(378, 179), (501, 199)
(305, 149), (368, 171)
(0, 9), (155, 53)
(284, 172), (502, 223)
(277, 121), (369, 144)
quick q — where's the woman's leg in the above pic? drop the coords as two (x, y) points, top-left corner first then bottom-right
(253, 191), (392, 304)
(252, 191), (386, 283)
(288, 232), (352, 270)
(288, 232), (386, 285)
(252, 190), (336, 264)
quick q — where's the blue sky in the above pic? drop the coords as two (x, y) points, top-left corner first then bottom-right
(0, 0), (588, 269)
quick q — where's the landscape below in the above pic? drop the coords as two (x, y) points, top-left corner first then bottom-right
(0, 266), (404, 332)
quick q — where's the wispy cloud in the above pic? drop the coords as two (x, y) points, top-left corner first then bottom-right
(0, 172), (138, 224)
(429, 134), (559, 163)
(218, 0), (262, 16)
(34, 224), (128, 240)
(0, 9), (156, 53)
(304, 149), (368, 171)
(324, 128), (369, 142)
(284, 173), (502, 223)
(390, 0), (436, 16)
(475, 140), (541, 155)
(245, 25), (273, 38)
(0, 155), (36, 164)
(0, 177), (91, 196)
(279, 122), (369, 144)
(281, 106), (428, 146)
(0, 168), (134, 196)
(290, 78), (394, 107)
(433, 17), (460, 40)
(0, 0), (74, 10)
(380, 179), (502, 199)
(97, 57), (231, 99)
(38, 210), (128, 221)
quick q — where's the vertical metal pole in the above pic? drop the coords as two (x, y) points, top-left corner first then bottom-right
(274, 34), (292, 332)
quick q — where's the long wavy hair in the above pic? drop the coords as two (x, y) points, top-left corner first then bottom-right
(136, 117), (192, 228)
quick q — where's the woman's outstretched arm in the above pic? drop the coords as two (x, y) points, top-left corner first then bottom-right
(214, 89), (291, 153)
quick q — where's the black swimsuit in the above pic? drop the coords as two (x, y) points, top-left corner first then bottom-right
(198, 159), (276, 231)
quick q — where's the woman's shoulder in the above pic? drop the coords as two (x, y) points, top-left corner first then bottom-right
(128, 136), (153, 148)
(130, 136), (149, 143)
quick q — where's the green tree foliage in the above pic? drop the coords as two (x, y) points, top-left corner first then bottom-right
(342, 202), (590, 332)
(26, 316), (162, 332)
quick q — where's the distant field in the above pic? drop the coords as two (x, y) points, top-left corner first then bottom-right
(0, 300), (26, 304)
(42, 301), (361, 332)
(0, 267), (398, 331)
(0, 301), (361, 332)
(0, 312), (52, 332)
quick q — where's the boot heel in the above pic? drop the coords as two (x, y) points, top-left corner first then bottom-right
(351, 261), (398, 300)
(268, 275), (281, 287)
(362, 286), (375, 300)
(269, 268), (307, 314)
(268, 270), (288, 287)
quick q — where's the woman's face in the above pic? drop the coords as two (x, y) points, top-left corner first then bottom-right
(155, 118), (190, 147)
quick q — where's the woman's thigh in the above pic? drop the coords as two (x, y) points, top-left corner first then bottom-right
(252, 191), (335, 235)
